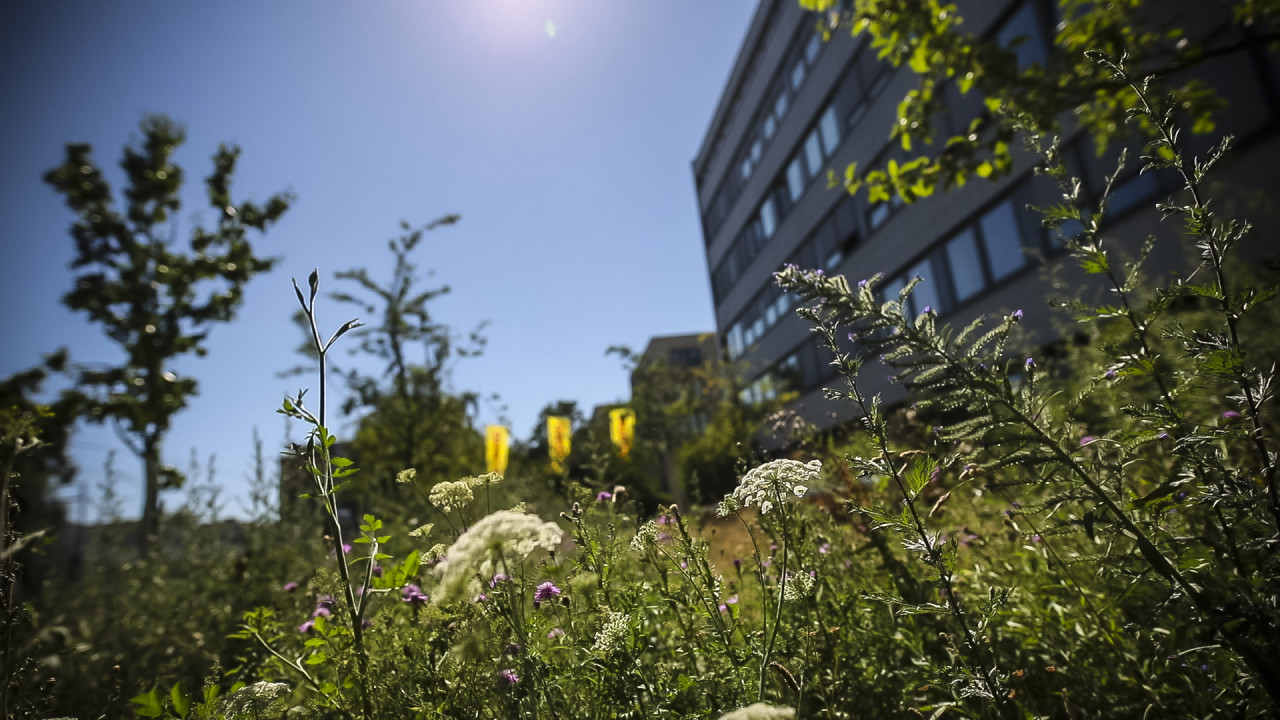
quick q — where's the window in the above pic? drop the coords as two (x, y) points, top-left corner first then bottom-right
(945, 229), (985, 302)
(906, 258), (941, 315)
(804, 130), (824, 179)
(786, 158), (806, 203)
(763, 115), (776, 140)
(819, 105), (841, 156)
(979, 201), (1025, 281)
(750, 139), (763, 164)
(791, 58), (807, 90)
(774, 88), (789, 119)
(868, 202), (891, 229)
(997, 1), (1048, 70)
(760, 198), (778, 238)
(804, 33), (821, 64)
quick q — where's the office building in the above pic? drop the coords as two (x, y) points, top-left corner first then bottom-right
(693, 0), (1280, 432)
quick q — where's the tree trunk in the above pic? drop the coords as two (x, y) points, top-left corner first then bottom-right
(140, 433), (161, 553)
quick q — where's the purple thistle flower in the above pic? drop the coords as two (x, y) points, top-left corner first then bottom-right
(1105, 368), (1118, 378)
(401, 584), (429, 605)
(1080, 436), (1096, 446)
(489, 573), (510, 588)
(298, 620), (315, 634)
(1222, 410), (1241, 419)
(547, 627), (565, 640)
(1011, 309), (1023, 320)
(282, 581), (299, 592)
(472, 593), (488, 603)
(342, 543), (353, 554)
(818, 542), (830, 555)
(596, 490), (613, 502)
(311, 605), (332, 619)
(922, 305), (932, 314)
(498, 669), (520, 685)
(1025, 357), (1035, 369)
(858, 278), (869, 289)
(372, 565), (383, 578)
(733, 558), (742, 570)
(533, 581), (562, 608)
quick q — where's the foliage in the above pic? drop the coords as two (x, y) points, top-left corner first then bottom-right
(812, 0), (1280, 204)
(43, 115), (291, 546)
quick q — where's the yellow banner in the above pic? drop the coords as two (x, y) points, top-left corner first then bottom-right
(485, 425), (509, 475)
(547, 416), (572, 473)
(609, 408), (636, 459)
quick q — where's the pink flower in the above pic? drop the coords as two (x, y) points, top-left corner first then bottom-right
(533, 581), (562, 608)
(1080, 436), (1096, 446)
(596, 491), (613, 502)
(282, 581), (299, 592)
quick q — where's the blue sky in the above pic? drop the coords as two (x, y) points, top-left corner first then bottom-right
(0, 1), (757, 521)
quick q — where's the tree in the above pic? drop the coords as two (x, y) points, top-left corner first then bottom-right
(802, 0), (1280, 203)
(285, 219), (486, 499)
(44, 115), (291, 548)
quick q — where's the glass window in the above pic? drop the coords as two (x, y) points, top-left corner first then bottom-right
(997, 2), (1048, 70)
(980, 201), (1026, 281)
(791, 58), (806, 91)
(945, 229), (985, 302)
(752, 317), (765, 339)
(804, 130), (824, 180)
(727, 324), (744, 360)
(750, 139), (763, 164)
(774, 88), (789, 119)
(775, 293), (791, 317)
(881, 275), (907, 305)
(740, 157), (752, 181)
(760, 198), (777, 238)
(868, 202), (891, 229)
(763, 115), (776, 140)
(907, 258), (941, 315)
(765, 303), (778, 326)
(819, 105), (840, 156)
(786, 157), (806, 203)
(805, 33), (821, 64)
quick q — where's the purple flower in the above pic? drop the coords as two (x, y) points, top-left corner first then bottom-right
(929, 467), (941, 483)
(372, 565), (383, 578)
(887, 375), (897, 384)
(342, 543), (353, 554)
(1222, 410), (1241, 419)
(725, 594), (738, 605)
(311, 605), (332, 619)
(1105, 368), (1118, 378)
(361, 619), (373, 629)
(1011, 309), (1023, 320)
(489, 573), (510, 588)
(1032, 534), (1043, 542)
(719, 603), (729, 613)
(1025, 357), (1035, 369)
(922, 305), (932, 314)
(858, 278), (869, 289)
(656, 532), (671, 543)
(472, 593), (488, 603)
(733, 558), (742, 570)
(818, 542), (830, 555)
(282, 581), (299, 592)
(596, 491), (613, 502)
(547, 627), (565, 640)
(533, 581), (562, 607)
(498, 669), (520, 685)
(1080, 436), (1096, 446)
(297, 620), (315, 634)
(402, 584), (429, 605)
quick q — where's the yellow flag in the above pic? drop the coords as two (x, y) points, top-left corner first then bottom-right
(609, 408), (636, 459)
(485, 425), (509, 475)
(547, 416), (572, 473)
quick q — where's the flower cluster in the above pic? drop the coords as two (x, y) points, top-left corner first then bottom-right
(220, 682), (292, 717)
(433, 510), (564, 604)
(717, 459), (819, 517)
(592, 610), (630, 654)
(428, 479), (475, 514)
(783, 571), (815, 601)
(716, 703), (796, 720)
(401, 584), (429, 605)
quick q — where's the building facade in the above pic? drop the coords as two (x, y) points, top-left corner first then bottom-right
(693, 0), (1280, 431)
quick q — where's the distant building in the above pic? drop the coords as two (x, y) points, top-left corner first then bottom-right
(693, 0), (1280, 432)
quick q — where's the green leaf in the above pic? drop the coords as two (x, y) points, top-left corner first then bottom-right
(130, 688), (164, 718)
(331, 457), (354, 468)
(306, 651), (328, 665)
(170, 683), (191, 718)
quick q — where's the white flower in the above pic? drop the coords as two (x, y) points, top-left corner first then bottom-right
(592, 610), (630, 654)
(716, 703), (796, 720)
(783, 571), (815, 601)
(432, 510), (563, 603)
(717, 459), (820, 517)
(428, 479), (475, 514)
(220, 681), (290, 718)
(630, 521), (658, 551)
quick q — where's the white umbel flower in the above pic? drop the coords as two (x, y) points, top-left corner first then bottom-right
(717, 459), (819, 517)
(428, 479), (475, 514)
(592, 610), (630, 654)
(220, 681), (290, 718)
(432, 510), (563, 603)
(716, 703), (796, 720)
